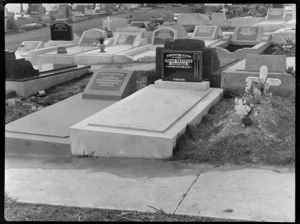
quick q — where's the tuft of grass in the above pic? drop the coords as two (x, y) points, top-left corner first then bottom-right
(4, 193), (242, 222)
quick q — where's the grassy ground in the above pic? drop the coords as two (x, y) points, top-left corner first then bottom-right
(4, 193), (241, 222)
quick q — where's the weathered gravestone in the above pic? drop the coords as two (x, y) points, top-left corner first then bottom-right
(51, 22), (73, 41)
(153, 27), (177, 45)
(57, 4), (72, 21)
(79, 28), (107, 45)
(159, 24), (188, 38)
(82, 68), (136, 100)
(192, 25), (221, 40)
(266, 8), (285, 20)
(162, 50), (203, 82)
(5, 50), (39, 79)
(231, 26), (263, 45)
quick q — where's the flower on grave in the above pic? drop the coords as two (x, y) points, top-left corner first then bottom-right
(98, 35), (105, 44)
(234, 97), (254, 118)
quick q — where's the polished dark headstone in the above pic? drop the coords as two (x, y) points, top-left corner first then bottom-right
(51, 22), (73, 41)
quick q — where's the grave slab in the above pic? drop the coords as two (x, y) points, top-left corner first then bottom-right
(221, 55), (295, 97)
(271, 28), (295, 44)
(70, 82), (223, 159)
(113, 27), (178, 63)
(73, 31), (149, 65)
(6, 65), (90, 98)
(175, 169), (295, 222)
(5, 94), (116, 157)
(253, 8), (287, 32)
(15, 41), (44, 59)
(35, 28), (107, 68)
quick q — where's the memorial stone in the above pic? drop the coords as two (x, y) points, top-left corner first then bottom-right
(266, 8), (285, 20)
(79, 28), (107, 45)
(192, 25), (219, 40)
(51, 22), (73, 41)
(82, 68), (136, 100)
(57, 4), (72, 21)
(161, 50), (203, 82)
(153, 27), (177, 45)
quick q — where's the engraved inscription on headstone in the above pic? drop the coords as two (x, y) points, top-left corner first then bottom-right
(51, 22), (73, 41)
(115, 33), (137, 45)
(162, 50), (203, 82)
(90, 72), (126, 91)
(236, 27), (258, 41)
(267, 8), (285, 20)
(194, 26), (216, 38)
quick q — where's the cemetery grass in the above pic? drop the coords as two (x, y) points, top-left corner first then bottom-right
(172, 91), (295, 168)
(4, 193), (241, 222)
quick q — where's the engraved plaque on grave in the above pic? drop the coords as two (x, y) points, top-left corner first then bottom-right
(82, 69), (136, 100)
(162, 50), (203, 82)
(236, 27), (258, 41)
(194, 26), (216, 38)
(90, 73), (126, 91)
(267, 8), (285, 20)
(50, 22), (73, 41)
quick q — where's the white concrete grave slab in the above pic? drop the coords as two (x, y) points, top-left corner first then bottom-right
(70, 81), (223, 159)
(73, 28), (149, 65)
(15, 41), (44, 59)
(36, 28), (107, 69)
(113, 27), (178, 63)
(253, 8), (287, 32)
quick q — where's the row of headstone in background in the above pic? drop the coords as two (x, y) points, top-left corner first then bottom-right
(5, 51), (39, 79)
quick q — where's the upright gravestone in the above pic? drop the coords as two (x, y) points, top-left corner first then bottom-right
(79, 28), (107, 45)
(50, 22), (73, 41)
(159, 24), (188, 38)
(231, 26), (263, 45)
(82, 68), (136, 100)
(161, 50), (203, 82)
(57, 4), (72, 21)
(152, 27), (177, 45)
(192, 25), (221, 40)
(266, 8), (285, 21)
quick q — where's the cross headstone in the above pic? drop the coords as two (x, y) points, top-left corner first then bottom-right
(104, 16), (112, 31)
(246, 65), (282, 93)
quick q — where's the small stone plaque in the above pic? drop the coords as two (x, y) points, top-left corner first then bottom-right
(79, 28), (107, 46)
(236, 27), (258, 41)
(50, 22), (73, 41)
(90, 73), (126, 91)
(153, 27), (177, 45)
(193, 25), (218, 40)
(82, 69), (136, 100)
(267, 8), (285, 21)
(162, 50), (203, 82)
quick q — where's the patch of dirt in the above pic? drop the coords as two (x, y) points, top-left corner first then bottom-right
(172, 95), (295, 167)
(224, 44), (255, 53)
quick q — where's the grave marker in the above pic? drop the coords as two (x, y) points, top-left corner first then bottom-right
(153, 27), (177, 45)
(162, 50), (203, 82)
(231, 27), (263, 45)
(79, 28), (107, 45)
(266, 8), (285, 20)
(192, 25), (220, 40)
(50, 22), (73, 41)
(103, 16), (112, 30)
(112, 33), (140, 45)
(82, 69), (136, 100)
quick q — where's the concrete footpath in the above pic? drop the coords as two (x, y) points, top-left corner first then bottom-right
(5, 155), (295, 222)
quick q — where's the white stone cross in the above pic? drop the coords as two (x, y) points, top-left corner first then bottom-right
(104, 16), (112, 31)
(221, 7), (228, 14)
(246, 65), (282, 93)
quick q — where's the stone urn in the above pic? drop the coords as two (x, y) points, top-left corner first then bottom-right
(98, 36), (106, 53)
